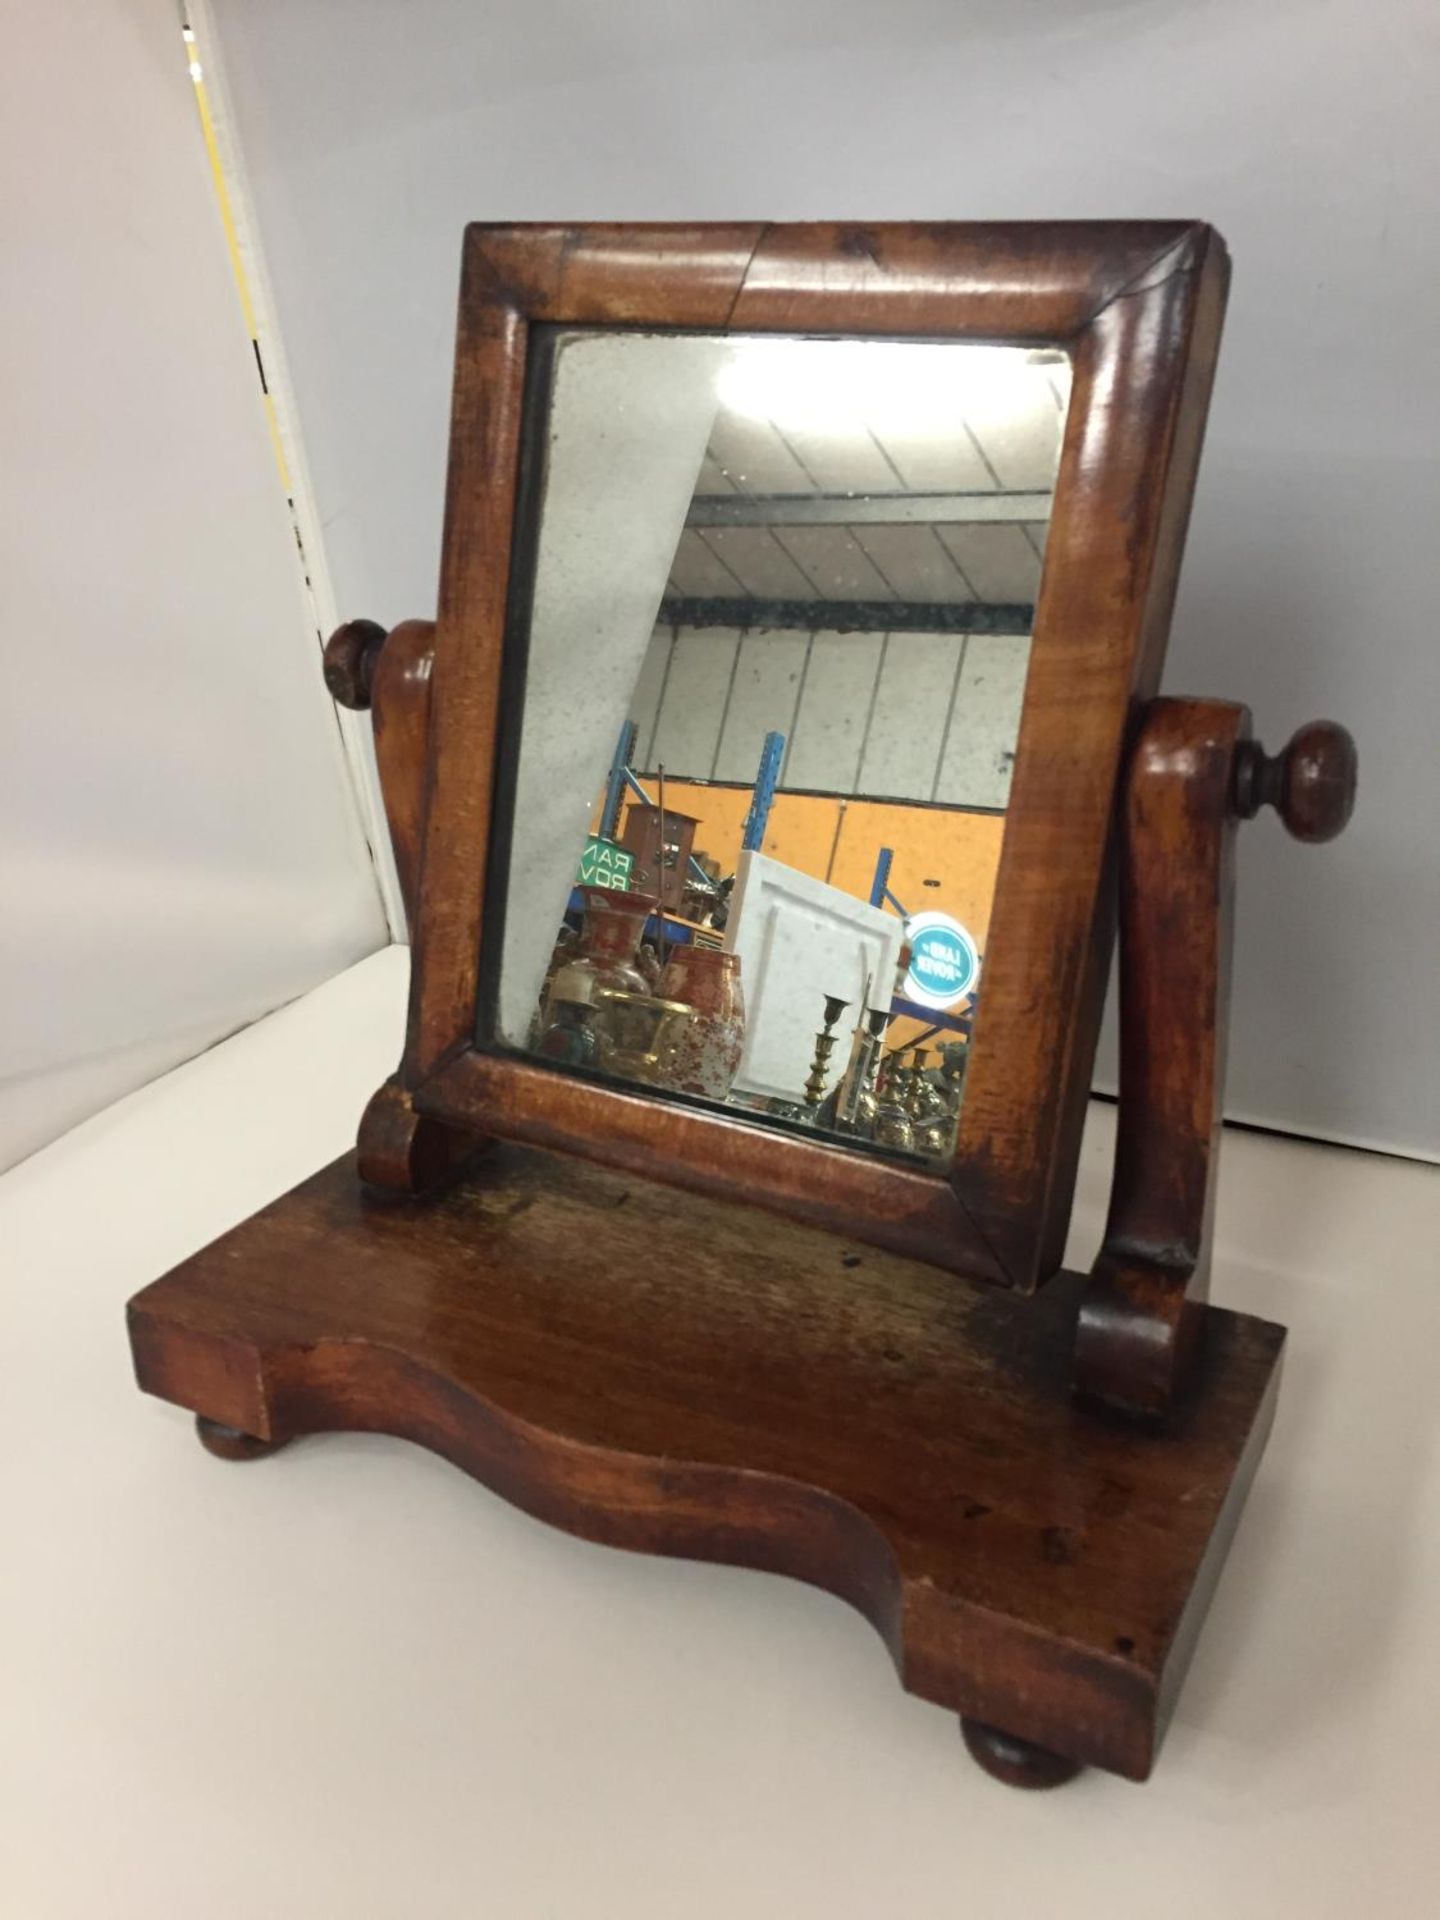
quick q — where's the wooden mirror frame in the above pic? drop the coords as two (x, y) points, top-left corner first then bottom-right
(371, 220), (1231, 1294)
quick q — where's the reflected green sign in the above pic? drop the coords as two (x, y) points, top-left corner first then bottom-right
(577, 835), (634, 891)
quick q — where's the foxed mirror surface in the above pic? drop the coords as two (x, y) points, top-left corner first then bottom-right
(484, 328), (1070, 1166)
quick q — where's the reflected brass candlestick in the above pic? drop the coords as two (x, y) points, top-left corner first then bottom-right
(804, 1033), (838, 1109)
(874, 1048), (916, 1152)
(939, 1041), (968, 1113)
(910, 1046), (956, 1159)
(837, 1006), (890, 1136)
(834, 973), (874, 1129)
(804, 994), (850, 1111)
(924, 1040), (968, 1161)
(907, 1048), (932, 1116)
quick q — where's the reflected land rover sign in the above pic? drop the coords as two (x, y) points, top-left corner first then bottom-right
(903, 911), (980, 1011)
(576, 835), (634, 891)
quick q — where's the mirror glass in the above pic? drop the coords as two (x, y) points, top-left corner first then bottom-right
(486, 328), (1070, 1165)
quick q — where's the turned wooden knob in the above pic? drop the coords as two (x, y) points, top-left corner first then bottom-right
(322, 618), (389, 710)
(1232, 721), (1356, 841)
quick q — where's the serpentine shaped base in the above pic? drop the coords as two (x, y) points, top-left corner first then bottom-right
(128, 1146), (1283, 1786)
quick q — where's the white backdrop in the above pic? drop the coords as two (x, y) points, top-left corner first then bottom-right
(0, 0), (388, 1171)
(211, 0), (1440, 1158)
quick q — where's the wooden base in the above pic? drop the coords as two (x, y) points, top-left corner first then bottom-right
(127, 1145), (1283, 1785)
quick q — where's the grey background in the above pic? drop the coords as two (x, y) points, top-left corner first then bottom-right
(634, 625), (1030, 811)
(212, 0), (1440, 1156)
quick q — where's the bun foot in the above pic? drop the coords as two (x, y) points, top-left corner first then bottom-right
(195, 1415), (289, 1462)
(960, 1717), (1083, 1789)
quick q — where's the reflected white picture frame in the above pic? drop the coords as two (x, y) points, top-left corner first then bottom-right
(723, 852), (905, 1106)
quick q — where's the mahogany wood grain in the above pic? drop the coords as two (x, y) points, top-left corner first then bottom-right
(1076, 702), (1358, 1418)
(1076, 700), (1246, 1416)
(128, 1145), (1284, 1784)
(1023, 232), (1232, 1287)
(355, 1076), (486, 1197)
(416, 1049), (1010, 1285)
(403, 274), (528, 1088)
(373, 220), (1234, 1300)
(322, 614), (487, 1190)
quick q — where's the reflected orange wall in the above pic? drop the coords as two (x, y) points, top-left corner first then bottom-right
(606, 782), (1003, 1045)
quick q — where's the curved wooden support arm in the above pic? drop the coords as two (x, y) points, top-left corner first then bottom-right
(355, 1077), (488, 1197)
(323, 617), (436, 933)
(1076, 702), (1356, 1420)
(324, 619), (487, 1193)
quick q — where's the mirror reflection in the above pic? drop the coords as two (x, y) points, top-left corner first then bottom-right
(490, 330), (1070, 1164)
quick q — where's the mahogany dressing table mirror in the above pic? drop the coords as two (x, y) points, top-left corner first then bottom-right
(127, 223), (1357, 1789)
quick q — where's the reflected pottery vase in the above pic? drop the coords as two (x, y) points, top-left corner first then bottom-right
(657, 945), (746, 1100)
(555, 885), (656, 1016)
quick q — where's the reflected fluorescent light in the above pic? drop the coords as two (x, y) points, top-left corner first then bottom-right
(717, 339), (1068, 437)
